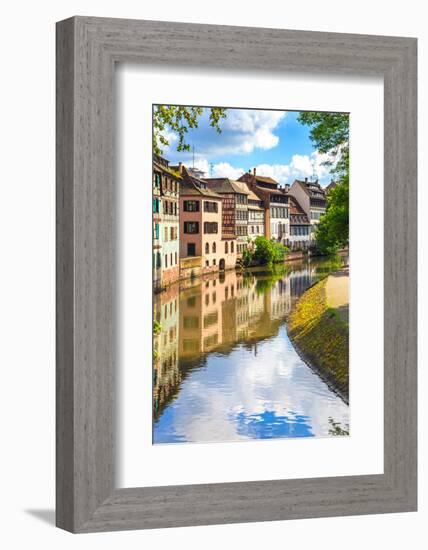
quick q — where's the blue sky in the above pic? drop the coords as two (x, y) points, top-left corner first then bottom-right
(158, 107), (337, 187)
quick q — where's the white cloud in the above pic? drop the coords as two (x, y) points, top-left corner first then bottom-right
(190, 159), (245, 180)
(196, 109), (286, 156)
(160, 128), (178, 154)
(188, 150), (333, 185)
(253, 151), (335, 186)
(211, 162), (246, 180)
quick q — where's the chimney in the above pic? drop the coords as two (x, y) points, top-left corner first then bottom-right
(178, 162), (183, 174)
(253, 167), (257, 176)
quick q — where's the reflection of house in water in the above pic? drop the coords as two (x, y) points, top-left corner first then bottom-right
(153, 285), (180, 420)
(269, 277), (292, 319)
(179, 277), (223, 358)
(289, 266), (315, 298)
(153, 263), (321, 422)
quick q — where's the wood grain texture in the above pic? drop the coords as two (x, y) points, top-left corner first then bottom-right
(56, 16), (417, 533)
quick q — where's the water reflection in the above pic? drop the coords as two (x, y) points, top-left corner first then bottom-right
(153, 256), (349, 444)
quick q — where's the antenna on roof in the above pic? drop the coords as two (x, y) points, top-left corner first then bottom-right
(192, 144), (195, 168)
(311, 158), (318, 182)
(209, 162), (213, 177)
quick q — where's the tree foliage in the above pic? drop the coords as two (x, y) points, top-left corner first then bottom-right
(298, 111), (349, 180)
(298, 112), (349, 253)
(244, 236), (289, 267)
(153, 105), (227, 156)
(315, 179), (349, 254)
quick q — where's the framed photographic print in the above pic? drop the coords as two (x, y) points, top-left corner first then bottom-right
(56, 16), (417, 532)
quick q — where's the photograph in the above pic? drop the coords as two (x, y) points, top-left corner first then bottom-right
(152, 104), (350, 444)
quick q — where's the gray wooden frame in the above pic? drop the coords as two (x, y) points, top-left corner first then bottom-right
(56, 16), (417, 533)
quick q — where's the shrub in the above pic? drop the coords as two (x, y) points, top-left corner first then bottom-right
(242, 248), (254, 267)
(251, 236), (289, 266)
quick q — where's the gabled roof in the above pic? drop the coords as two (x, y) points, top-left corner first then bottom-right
(254, 175), (279, 185)
(238, 172), (279, 188)
(288, 195), (310, 225)
(293, 179), (326, 200)
(153, 155), (182, 179)
(180, 167), (222, 199)
(204, 178), (250, 195)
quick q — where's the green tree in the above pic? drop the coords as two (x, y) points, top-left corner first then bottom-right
(272, 241), (289, 263)
(253, 236), (274, 266)
(153, 105), (227, 156)
(297, 112), (349, 179)
(242, 247), (253, 268)
(251, 236), (289, 267)
(297, 112), (349, 253)
(315, 179), (349, 253)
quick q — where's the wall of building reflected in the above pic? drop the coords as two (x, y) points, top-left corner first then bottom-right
(153, 256), (349, 444)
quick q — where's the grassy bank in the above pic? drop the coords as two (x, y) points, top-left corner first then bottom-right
(287, 275), (349, 403)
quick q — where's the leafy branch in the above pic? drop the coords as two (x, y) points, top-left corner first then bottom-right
(153, 105), (227, 156)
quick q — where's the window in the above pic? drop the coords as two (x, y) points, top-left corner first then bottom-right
(183, 200), (199, 212)
(183, 339), (199, 352)
(204, 201), (218, 213)
(164, 254), (168, 268)
(187, 296), (196, 307)
(153, 172), (161, 187)
(225, 241), (228, 254)
(236, 226), (248, 236)
(204, 222), (218, 234)
(156, 252), (161, 268)
(170, 227), (174, 241)
(153, 198), (160, 213)
(213, 259), (216, 266)
(183, 316), (199, 329)
(175, 252), (178, 265)
(184, 221), (199, 234)
(236, 210), (247, 221)
(164, 227), (168, 241)
(204, 311), (218, 328)
(170, 253), (173, 266)
(231, 241), (234, 253)
(212, 242), (216, 253)
(205, 260), (209, 267)
(174, 202), (178, 216)
(187, 243), (196, 256)
(154, 223), (159, 240)
(205, 242), (209, 254)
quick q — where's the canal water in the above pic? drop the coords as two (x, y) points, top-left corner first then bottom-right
(153, 256), (349, 444)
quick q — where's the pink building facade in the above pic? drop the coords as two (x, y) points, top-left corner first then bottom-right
(179, 166), (236, 276)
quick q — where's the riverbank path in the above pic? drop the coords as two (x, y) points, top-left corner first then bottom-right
(325, 268), (349, 323)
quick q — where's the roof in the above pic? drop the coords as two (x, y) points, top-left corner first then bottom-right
(246, 188), (263, 202)
(204, 178), (250, 195)
(180, 167), (222, 199)
(288, 196), (310, 224)
(153, 156), (181, 179)
(237, 172), (279, 188)
(326, 181), (338, 193)
(254, 175), (279, 185)
(293, 179), (326, 201)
